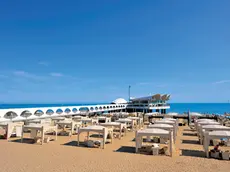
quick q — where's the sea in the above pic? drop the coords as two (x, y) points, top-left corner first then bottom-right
(0, 103), (230, 115)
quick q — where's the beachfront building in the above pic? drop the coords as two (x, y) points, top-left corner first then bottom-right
(126, 94), (170, 114)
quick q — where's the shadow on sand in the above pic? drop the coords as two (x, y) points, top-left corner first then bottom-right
(182, 139), (200, 145)
(63, 140), (111, 148)
(132, 138), (159, 143)
(10, 138), (36, 144)
(183, 133), (197, 136)
(10, 138), (56, 144)
(180, 149), (205, 158)
(115, 146), (135, 154)
(89, 134), (103, 138)
(183, 129), (195, 132)
(62, 141), (87, 148)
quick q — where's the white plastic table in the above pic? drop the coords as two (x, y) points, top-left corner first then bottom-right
(97, 117), (111, 123)
(128, 117), (143, 128)
(116, 118), (134, 130)
(77, 125), (113, 149)
(0, 122), (23, 140)
(100, 122), (126, 139)
(80, 118), (98, 125)
(56, 120), (82, 136)
(21, 124), (57, 145)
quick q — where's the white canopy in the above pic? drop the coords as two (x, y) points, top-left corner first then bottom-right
(162, 118), (177, 121)
(137, 128), (169, 135)
(145, 112), (160, 116)
(147, 124), (176, 143)
(155, 120), (175, 124)
(77, 125), (111, 149)
(202, 125), (230, 129)
(116, 118), (132, 123)
(198, 121), (220, 125)
(167, 112), (178, 116)
(199, 125), (230, 144)
(203, 130), (230, 157)
(135, 128), (173, 157)
(209, 130), (230, 137)
(148, 124), (173, 128)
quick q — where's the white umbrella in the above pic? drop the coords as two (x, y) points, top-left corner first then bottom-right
(167, 112), (178, 116)
(189, 112), (203, 116)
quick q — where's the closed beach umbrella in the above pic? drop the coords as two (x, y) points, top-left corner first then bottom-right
(20, 110), (32, 118)
(4, 111), (18, 120)
(46, 109), (54, 115)
(34, 110), (44, 117)
(190, 112), (203, 116)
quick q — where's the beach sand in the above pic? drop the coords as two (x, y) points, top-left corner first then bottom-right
(0, 126), (229, 172)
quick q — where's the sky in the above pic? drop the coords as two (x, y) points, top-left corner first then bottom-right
(0, 0), (230, 103)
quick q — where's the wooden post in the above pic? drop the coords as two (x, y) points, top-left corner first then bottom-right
(188, 110), (190, 126)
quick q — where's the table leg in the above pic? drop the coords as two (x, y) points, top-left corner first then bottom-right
(41, 128), (44, 145)
(55, 126), (58, 141)
(21, 126), (24, 143)
(77, 128), (80, 146)
(169, 131), (173, 157)
(120, 125), (122, 139)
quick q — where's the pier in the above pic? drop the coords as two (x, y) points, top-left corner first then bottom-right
(0, 104), (127, 123)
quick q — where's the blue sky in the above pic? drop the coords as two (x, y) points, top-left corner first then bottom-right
(0, 0), (230, 103)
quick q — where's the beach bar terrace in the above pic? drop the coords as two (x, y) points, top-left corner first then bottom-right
(126, 94), (170, 114)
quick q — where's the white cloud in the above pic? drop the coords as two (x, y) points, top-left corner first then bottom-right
(213, 80), (230, 84)
(13, 71), (29, 77)
(50, 72), (64, 77)
(38, 61), (49, 66)
(13, 70), (45, 80)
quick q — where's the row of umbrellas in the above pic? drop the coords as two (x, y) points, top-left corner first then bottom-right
(3, 108), (84, 120)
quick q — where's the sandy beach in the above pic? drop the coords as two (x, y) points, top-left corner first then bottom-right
(0, 126), (229, 172)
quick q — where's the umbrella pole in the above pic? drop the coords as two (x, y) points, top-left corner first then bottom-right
(188, 110), (190, 126)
